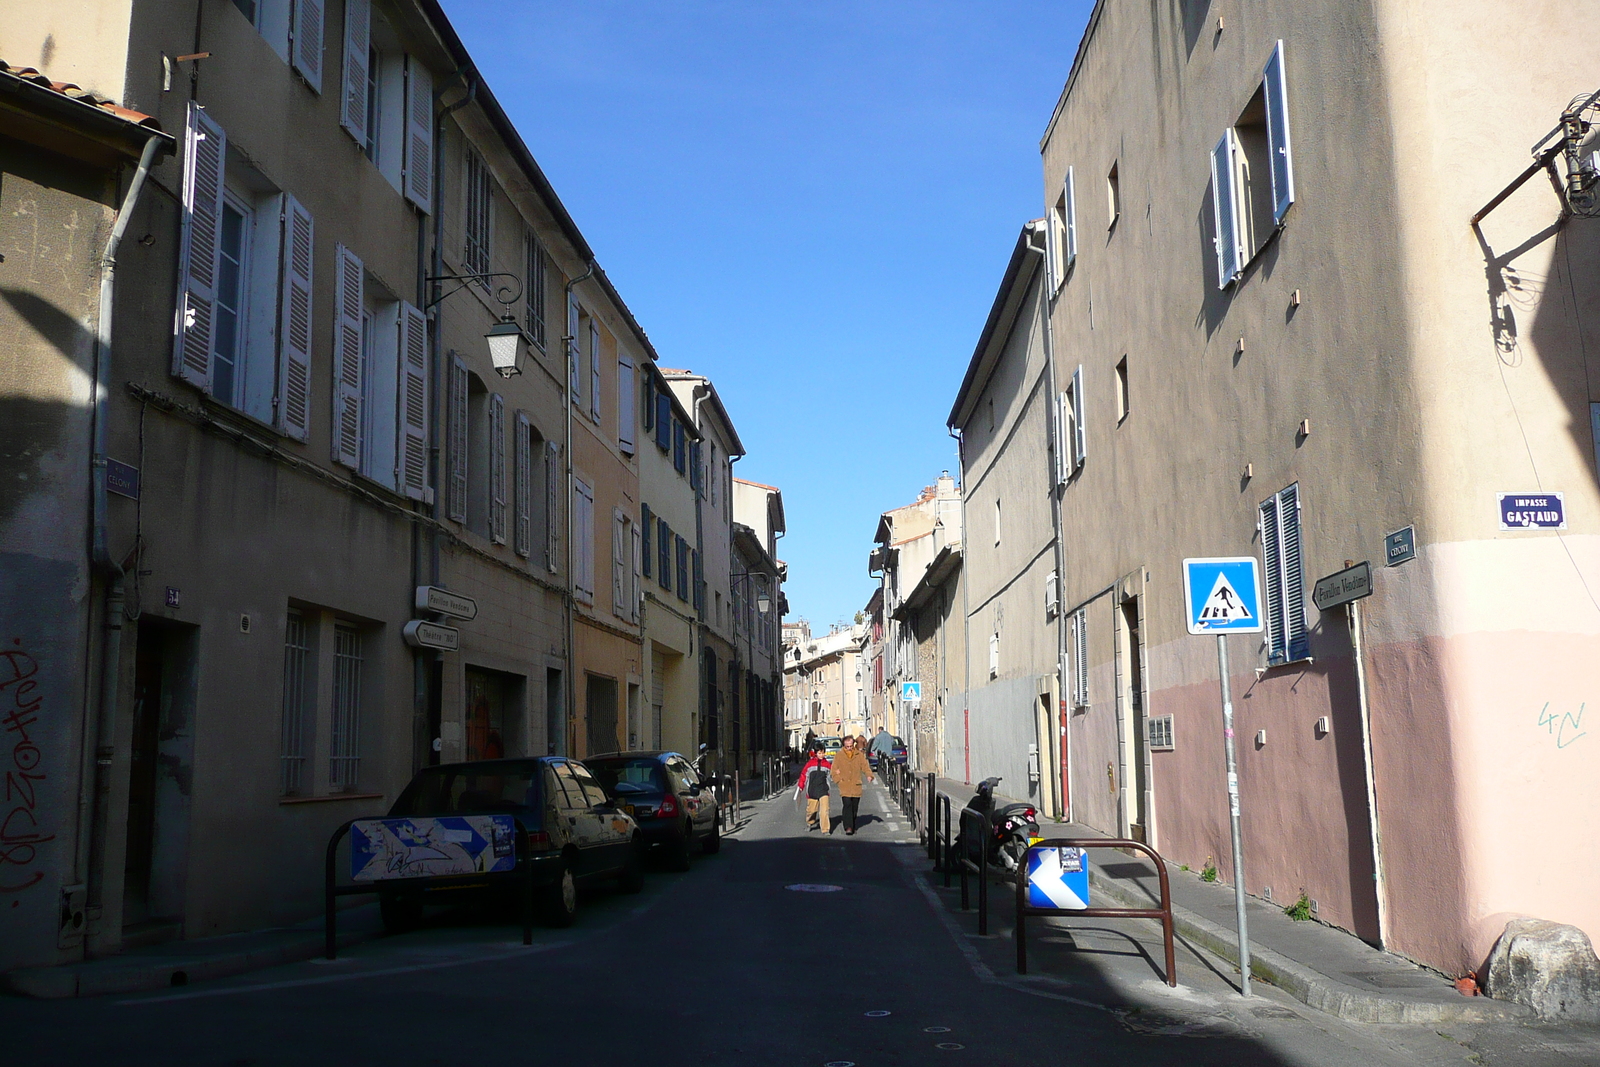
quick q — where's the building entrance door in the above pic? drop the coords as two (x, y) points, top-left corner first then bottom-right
(125, 620), (196, 934)
(1119, 594), (1150, 842)
(585, 674), (619, 756)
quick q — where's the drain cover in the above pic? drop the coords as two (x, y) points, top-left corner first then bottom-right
(864, 1010), (891, 1017)
(786, 884), (845, 893)
(924, 1026), (951, 1033)
(935, 1042), (965, 1050)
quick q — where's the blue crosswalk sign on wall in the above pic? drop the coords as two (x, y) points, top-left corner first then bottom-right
(1026, 847), (1089, 910)
(1182, 557), (1265, 635)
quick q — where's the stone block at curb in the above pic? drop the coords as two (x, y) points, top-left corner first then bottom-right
(1485, 918), (1600, 1023)
(1085, 866), (1527, 1026)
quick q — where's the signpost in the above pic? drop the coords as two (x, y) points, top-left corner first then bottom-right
(1182, 557), (1263, 997)
(901, 681), (922, 708)
(1312, 561), (1371, 611)
(402, 619), (461, 651)
(415, 585), (479, 620)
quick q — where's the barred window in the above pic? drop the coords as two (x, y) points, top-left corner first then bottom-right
(523, 229), (547, 349)
(330, 623), (364, 791)
(463, 147), (492, 278)
(280, 611), (311, 795)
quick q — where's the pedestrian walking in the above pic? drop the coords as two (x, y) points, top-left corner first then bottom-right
(830, 736), (873, 836)
(795, 745), (833, 833)
(869, 727), (894, 776)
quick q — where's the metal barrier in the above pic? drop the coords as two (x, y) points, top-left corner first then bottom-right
(1013, 838), (1177, 987)
(938, 794), (953, 887)
(924, 774), (936, 848)
(956, 807), (992, 934)
(323, 817), (537, 960)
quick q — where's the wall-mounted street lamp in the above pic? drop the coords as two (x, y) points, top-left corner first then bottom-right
(756, 591), (772, 615)
(424, 270), (527, 378)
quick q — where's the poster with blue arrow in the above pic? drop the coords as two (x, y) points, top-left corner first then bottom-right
(1182, 557), (1265, 636)
(1026, 847), (1090, 910)
(350, 815), (517, 881)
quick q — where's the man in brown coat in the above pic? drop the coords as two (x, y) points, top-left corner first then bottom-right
(830, 736), (874, 836)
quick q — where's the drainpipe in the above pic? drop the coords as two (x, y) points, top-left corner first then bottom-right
(83, 132), (163, 935)
(562, 262), (594, 756)
(947, 426), (971, 785)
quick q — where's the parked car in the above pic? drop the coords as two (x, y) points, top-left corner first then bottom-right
(818, 736), (844, 758)
(585, 751), (721, 870)
(890, 735), (909, 764)
(380, 757), (643, 931)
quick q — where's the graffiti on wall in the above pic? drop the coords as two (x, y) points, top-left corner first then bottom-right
(2, 639), (51, 898)
(1536, 702), (1587, 750)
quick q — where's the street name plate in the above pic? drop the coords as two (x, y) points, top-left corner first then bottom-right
(1497, 492), (1565, 530)
(1384, 526), (1415, 566)
(105, 458), (140, 500)
(1313, 561), (1372, 611)
(403, 619), (461, 650)
(414, 585), (478, 620)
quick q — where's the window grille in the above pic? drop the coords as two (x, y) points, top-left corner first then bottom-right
(280, 611), (311, 795)
(524, 230), (546, 349)
(463, 148), (491, 278)
(330, 624), (363, 790)
(1147, 715), (1175, 751)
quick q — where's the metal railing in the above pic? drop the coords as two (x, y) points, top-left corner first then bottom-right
(956, 807), (992, 934)
(1012, 837), (1177, 987)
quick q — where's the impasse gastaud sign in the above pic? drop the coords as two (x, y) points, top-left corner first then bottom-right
(1182, 558), (1265, 635)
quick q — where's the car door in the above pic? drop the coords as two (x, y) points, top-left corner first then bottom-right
(569, 760), (630, 872)
(551, 760), (602, 877)
(668, 757), (711, 838)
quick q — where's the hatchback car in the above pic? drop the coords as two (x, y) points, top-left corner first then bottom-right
(585, 751), (720, 870)
(379, 757), (643, 931)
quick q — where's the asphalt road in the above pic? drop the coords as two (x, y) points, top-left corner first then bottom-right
(1, 780), (1593, 1066)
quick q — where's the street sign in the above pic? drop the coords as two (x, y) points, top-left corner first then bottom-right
(1313, 561), (1372, 612)
(350, 815), (516, 881)
(105, 458), (140, 500)
(415, 585), (478, 620)
(402, 619), (461, 651)
(1025, 847), (1088, 910)
(1181, 558), (1264, 635)
(1384, 526), (1415, 566)
(901, 681), (922, 707)
(1498, 492), (1565, 530)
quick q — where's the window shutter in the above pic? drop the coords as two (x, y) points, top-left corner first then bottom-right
(399, 302), (428, 500)
(174, 103), (225, 392)
(692, 549), (703, 611)
(339, 0), (369, 143)
(447, 355), (468, 523)
(658, 518), (671, 589)
(612, 509), (628, 617)
(676, 536), (689, 601)
(1279, 483), (1309, 660)
(1074, 610), (1089, 706)
(514, 411), (532, 557)
(277, 194), (314, 441)
(1045, 571), (1060, 617)
(588, 321), (601, 423)
(1264, 40), (1296, 225)
(643, 375), (655, 433)
(989, 633), (999, 677)
(1070, 365), (1086, 468)
(1052, 390), (1068, 486)
(1045, 207), (1060, 292)
(618, 356), (636, 454)
(544, 441), (560, 572)
(1064, 166), (1078, 266)
(574, 479), (594, 602)
(567, 295), (581, 402)
(489, 393), (507, 544)
(641, 503), (652, 578)
(655, 394), (671, 450)
(631, 520), (642, 623)
(402, 56), (432, 211)
(291, 0), (324, 92)
(1259, 494), (1285, 661)
(1210, 130), (1243, 288)
(331, 243), (363, 467)
(690, 441), (703, 496)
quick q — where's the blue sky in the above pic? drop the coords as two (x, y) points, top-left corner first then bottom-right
(442, 1), (1093, 628)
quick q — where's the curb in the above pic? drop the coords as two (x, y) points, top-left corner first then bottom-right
(1085, 866), (1527, 1025)
(3, 924), (380, 999)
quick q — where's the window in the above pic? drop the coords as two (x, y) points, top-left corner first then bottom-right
(229, 0), (303, 76)
(654, 392), (671, 450)
(1211, 41), (1296, 288)
(1147, 715), (1175, 751)
(673, 420), (687, 475)
(489, 393), (507, 544)
(1116, 356), (1129, 422)
(567, 294), (581, 406)
(1070, 608), (1089, 707)
(280, 610), (311, 795)
(657, 518), (672, 590)
(676, 536), (690, 602)
(463, 147), (492, 278)
(641, 503), (653, 579)
(574, 478), (595, 603)
(588, 320), (601, 424)
(1259, 483), (1309, 664)
(1045, 571), (1060, 618)
(1106, 160), (1121, 230)
(544, 440), (560, 572)
(338, 2), (422, 201)
(690, 440), (703, 496)
(1054, 365), (1087, 483)
(330, 624), (363, 791)
(1048, 166), (1078, 291)
(708, 443), (717, 505)
(211, 197), (250, 409)
(513, 412), (547, 559)
(612, 509), (631, 620)
(524, 230), (547, 349)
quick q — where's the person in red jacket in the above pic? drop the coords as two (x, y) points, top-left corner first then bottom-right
(795, 744), (833, 833)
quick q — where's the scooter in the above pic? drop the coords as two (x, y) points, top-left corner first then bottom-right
(953, 777), (1040, 876)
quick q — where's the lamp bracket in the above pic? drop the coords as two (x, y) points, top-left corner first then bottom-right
(424, 271), (523, 311)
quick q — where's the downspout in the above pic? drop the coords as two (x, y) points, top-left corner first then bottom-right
(562, 262), (595, 756)
(84, 132), (163, 933)
(948, 426), (971, 784)
(1023, 220), (1072, 821)
(727, 449), (741, 775)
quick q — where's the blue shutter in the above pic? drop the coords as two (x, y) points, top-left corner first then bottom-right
(658, 519), (671, 589)
(1259, 493), (1285, 662)
(655, 395), (671, 450)
(1279, 484), (1309, 661)
(1264, 41), (1296, 226)
(641, 503), (653, 578)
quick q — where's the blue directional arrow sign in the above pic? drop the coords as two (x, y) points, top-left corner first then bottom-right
(1026, 847), (1089, 910)
(1182, 557), (1265, 636)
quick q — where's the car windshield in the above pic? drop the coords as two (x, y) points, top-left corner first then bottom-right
(586, 758), (668, 793)
(390, 763), (542, 818)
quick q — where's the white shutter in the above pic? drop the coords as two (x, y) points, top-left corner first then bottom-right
(399, 302), (428, 500)
(331, 243), (363, 467)
(1044, 208), (1060, 292)
(339, 0), (370, 143)
(1259, 493), (1285, 660)
(618, 356), (636, 454)
(402, 56), (432, 211)
(630, 520), (642, 623)
(174, 102), (225, 392)
(447, 355), (468, 522)
(1073, 610), (1089, 706)
(514, 411), (532, 557)
(1279, 484), (1308, 660)
(612, 508), (627, 616)
(1064, 166), (1078, 266)
(291, 0), (324, 92)
(489, 393), (507, 544)
(989, 633), (999, 677)
(1264, 40), (1296, 225)
(1070, 365), (1086, 468)
(544, 441), (560, 572)
(1052, 390), (1068, 486)
(567, 295), (581, 401)
(574, 478), (594, 602)
(1210, 129), (1244, 288)
(1045, 571), (1060, 617)
(588, 322), (601, 423)
(277, 194), (314, 440)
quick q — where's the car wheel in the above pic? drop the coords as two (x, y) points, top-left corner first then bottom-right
(542, 862), (578, 927)
(618, 838), (646, 894)
(379, 890), (423, 934)
(668, 823), (693, 872)
(700, 814), (722, 855)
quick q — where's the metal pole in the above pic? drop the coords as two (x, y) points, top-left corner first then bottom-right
(1217, 634), (1251, 996)
(1349, 600), (1388, 948)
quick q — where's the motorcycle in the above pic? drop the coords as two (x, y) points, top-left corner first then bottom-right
(953, 776), (1040, 876)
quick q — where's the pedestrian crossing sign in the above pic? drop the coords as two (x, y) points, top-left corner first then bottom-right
(1182, 557), (1264, 635)
(1026, 847), (1089, 910)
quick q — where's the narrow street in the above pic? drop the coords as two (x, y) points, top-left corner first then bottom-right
(4, 778), (1586, 1067)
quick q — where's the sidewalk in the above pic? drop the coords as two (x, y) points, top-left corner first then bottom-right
(3, 903), (384, 999)
(930, 777), (1524, 1025)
